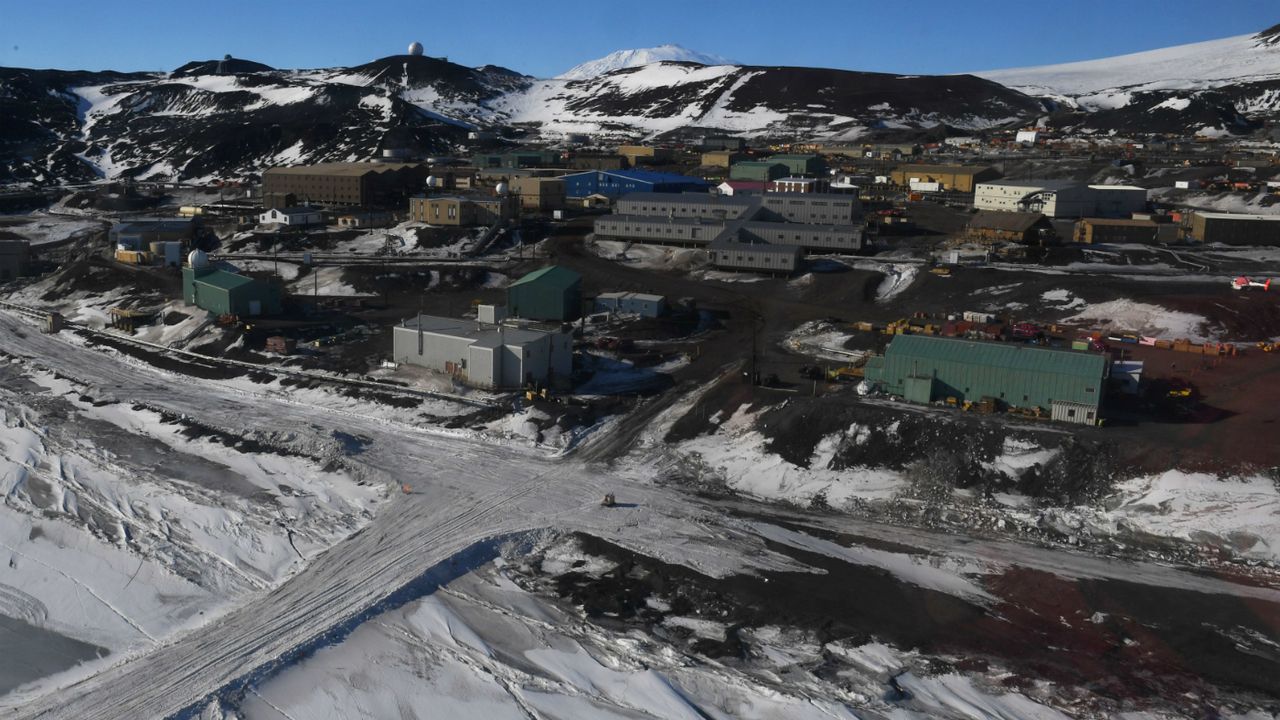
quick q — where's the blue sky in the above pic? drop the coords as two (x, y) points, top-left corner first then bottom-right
(1, 0), (1276, 77)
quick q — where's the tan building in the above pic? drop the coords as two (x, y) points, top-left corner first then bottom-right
(966, 211), (1052, 244)
(618, 145), (673, 166)
(262, 162), (428, 208)
(409, 195), (518, 227)
(700, 150), (747, 168)
(510, 177), (566, 211)
(889, 164), (1001, 193)
(1189, 212), (1280, 245)
(1075, 218), (1159, 244)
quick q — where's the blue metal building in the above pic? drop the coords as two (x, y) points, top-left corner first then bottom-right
(561, 170), (711, 200)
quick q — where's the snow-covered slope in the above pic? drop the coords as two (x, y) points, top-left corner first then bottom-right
(0, 55), (1040, 185)
(558, 44), (735, 80)
(975, 24), (1280, 136)
(978, 31), (1280, 95)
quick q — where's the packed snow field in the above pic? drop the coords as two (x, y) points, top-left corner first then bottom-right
(2, 306), (1280, 718)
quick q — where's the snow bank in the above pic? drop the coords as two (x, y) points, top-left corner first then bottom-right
(678, 406), (903, 507)
(1103, 471), (1280, 563)
(783, 320), (863, 363)
(1066, 299), (1212, 342)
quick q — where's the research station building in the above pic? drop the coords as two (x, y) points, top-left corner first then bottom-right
(974, 181), (1147, 219)
(182, 252), (282, 317)
(593, 191), (863, 273)
(889, 164), (1001, 193)
(262, 162), (428, 208)
(1189, 212), (1280, 245)
(561, 170), (711, 200)
(864, 335), (1107, 425)
(392, 314), (572, 389)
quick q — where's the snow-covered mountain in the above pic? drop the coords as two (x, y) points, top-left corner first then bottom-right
(975, 23), (1280, 136)
(0, 54), (1041, 185)
(978, 25), (1280, 95)
(557, 45), (735, 80)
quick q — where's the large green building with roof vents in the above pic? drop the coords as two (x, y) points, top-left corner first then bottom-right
(864, 335), (1108, 425)
(506, 265), (582, 322)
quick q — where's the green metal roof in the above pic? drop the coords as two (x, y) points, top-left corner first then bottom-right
(194, 269), (256, 291)
(509, 265), (581, 291)
(886, 335), (1105, 378)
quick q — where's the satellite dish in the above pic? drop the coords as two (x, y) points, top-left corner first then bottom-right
(187, 249), (209, 268)
(426, 175), (437, 188)
(408, 42), (424, 57)
(495, 181), (509, 196)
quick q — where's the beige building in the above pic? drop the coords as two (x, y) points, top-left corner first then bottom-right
(1075, 218), (1159, 244)
(890, 164), (1001, 193)
(409, 195), (518, 226)
(618, 145), (673, 166)
(510, 177), (566, 211)
(570, 154), (627, 171)
(700, 150), (747, 168)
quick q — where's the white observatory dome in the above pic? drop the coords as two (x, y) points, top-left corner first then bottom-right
(187, 249), (209, 268)
(495, 181), (509, 196)
(408, 41), (424, 57)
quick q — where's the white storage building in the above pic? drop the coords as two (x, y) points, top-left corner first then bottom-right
(974, 180), (1147, 219)
(391, 315), (572, 389)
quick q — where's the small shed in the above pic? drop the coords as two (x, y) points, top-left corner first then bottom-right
(594, 292), (666, 318)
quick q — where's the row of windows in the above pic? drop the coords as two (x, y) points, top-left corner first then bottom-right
(719, 253), (791, 265)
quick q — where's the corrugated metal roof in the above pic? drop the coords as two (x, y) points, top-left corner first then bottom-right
(968, 211), (1046, 233)
(894, 164), (995, 176)
(886, 335), (1105, 379)
(566, 169), (710, 185)
(509, 265), (581, 290)
(194, 270), (256, 291)
(979, 179), (1082, 191)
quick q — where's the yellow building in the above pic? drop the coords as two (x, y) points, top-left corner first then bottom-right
(700, 150), (747, 168)
(409, 195), (517, 226)
(618, 145), (673, 166)
(510, 177), (566, 211)
(889, 164), (1001, 193)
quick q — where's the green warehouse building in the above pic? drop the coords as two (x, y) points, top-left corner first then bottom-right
(729, 161), (788, 182)
(182, 251), (283, 317)
(506, 265), (582, 322)
(864, 335), (1108, 425)
(768, 154), (825, 176)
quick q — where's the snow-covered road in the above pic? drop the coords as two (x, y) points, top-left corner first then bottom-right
(2, 310), (1277, 718)
(0, 313), (779, 718)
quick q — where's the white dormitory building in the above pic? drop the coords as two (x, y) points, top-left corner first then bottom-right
(973, 180), (1147, 219)
(259, 206), (324, 227)
(391, 309), (572, 389)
